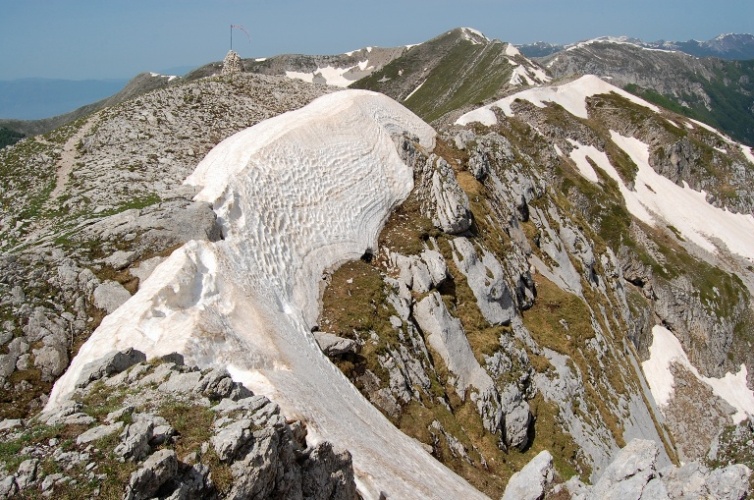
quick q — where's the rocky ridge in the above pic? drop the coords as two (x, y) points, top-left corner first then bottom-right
(0, 350), (356, 499)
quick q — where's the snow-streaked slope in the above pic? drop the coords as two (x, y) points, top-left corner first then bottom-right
(456, 74), (659, 125)
(285, 54), (381, 88)
(286, 62), (374, 87)
(565, 133), (754, 261)
(461, 75), (754, 262)
(47, 90), (486, 499)
(609, 131), (754, 261)
(643, 325), (754, 423)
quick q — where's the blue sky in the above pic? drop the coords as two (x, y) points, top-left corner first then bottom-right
(1, 0), (752, 80)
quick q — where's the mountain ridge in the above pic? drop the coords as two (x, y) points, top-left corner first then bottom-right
(1, 26), (754, 499)
(518, 32), (754, 60)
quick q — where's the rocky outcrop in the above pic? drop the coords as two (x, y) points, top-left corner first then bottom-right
(403, 143), (472, 234)
(0, 350), (357, 499)
(562, 439), (750, 500)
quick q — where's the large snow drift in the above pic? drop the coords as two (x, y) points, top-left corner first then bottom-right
(48, 90), (486, 499)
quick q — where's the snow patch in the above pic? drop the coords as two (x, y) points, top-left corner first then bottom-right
(643, 325), (754, 424)
(285, 70), (314, 84)
(509, 66), (534, 86)
(566, 36), (678, 54)
(456, 75), (658, 125)
(741, 145), (754, 165)
(567, 140), (603, 183)
(505, 43), (521, 57)
(286, 64), (370, 88)
(460, 27), (489, 45)
(690, 119), (734, 144)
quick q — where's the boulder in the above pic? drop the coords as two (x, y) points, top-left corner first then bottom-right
(93, 280), (132, 314)
(501, 450), (554, 500)
(314, 332), (360, 357)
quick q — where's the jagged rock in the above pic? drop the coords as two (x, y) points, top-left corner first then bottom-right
(104, 250), (136, 271)
(198, 368), (251, 401)
(501, 450), (554, 500)
(390, 247), (447, 294)
(413, 291), (494, 398)
(158, 370), (203, 394)
(212, 418), (254, 461)
(124, 449), (179, 500)
(563, 439), (751, 500)
(301, 442), (357, 500)
(93, 280), (131, 314)
(412, 151), (472, 234)
(115, 420), (154, 461)
(75, 348), (146, 388)
(0, 419), (22, 432)
(314, 332), (360, 357)
(706, 463), (751, 500)
(33, 338), (69, 381)
(467, 147), (490, 180)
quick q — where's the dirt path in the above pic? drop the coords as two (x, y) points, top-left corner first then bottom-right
(49, 117), (98, 200)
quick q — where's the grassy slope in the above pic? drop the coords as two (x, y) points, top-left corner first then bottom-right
(352, 30), (516, 123)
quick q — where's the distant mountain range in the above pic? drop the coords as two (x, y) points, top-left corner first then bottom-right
(518, 33), (754, 60)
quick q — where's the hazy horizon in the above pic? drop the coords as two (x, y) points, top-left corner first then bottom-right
(1, 0), (753, 80)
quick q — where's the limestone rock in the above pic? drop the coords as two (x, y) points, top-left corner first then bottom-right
(15, 458), (38, 489)
(451, 237), (515, 326)
(0, 475), (18, 498)
(33, 339), (69, 382)
(301, 442), (358, 500)
(413, 291), (494, 398)
(588, 439), (659, 499)
(93, 280), (132, 314)
(114, 420), (154, 461)
(501, 450), (554, 500)
(501, 384), (532, 450)
(314, 332), (360, 357)
(76, 421), (124, 445)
